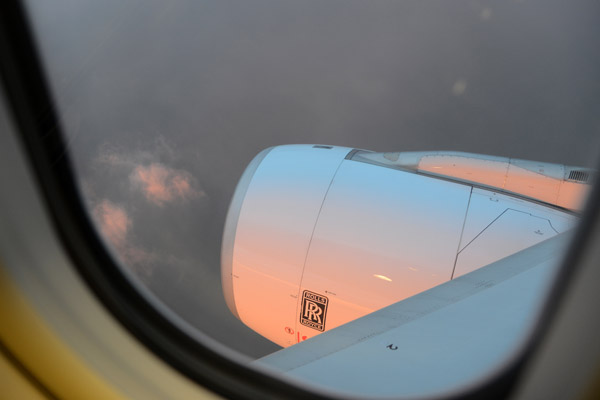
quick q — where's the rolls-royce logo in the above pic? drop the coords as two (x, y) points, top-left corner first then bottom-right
(300, 290), (328, 331)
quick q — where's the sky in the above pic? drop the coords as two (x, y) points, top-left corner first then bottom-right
(24, 0), (600, 360)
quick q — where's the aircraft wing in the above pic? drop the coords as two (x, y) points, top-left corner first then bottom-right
(255, 232), (572, 398)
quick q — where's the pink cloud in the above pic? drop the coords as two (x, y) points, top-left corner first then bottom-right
(93, 200), (130, 248)
(130, 163), (202, 206)
(92, 200), (155, 274)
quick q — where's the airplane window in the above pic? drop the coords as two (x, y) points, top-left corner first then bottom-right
(21, 0), (600, 397)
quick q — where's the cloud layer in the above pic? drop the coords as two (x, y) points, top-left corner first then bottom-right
(87, 142), (209, 282)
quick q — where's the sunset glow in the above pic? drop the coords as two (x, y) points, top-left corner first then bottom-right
(373, 274), (393, 282)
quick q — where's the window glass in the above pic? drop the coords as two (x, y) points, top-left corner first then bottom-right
(23, 0), (600, 396)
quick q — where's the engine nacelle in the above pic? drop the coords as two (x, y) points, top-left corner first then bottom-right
(222, 145), (580, 347)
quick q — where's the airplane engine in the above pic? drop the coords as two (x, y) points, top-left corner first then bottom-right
(221, 145), (579, 347)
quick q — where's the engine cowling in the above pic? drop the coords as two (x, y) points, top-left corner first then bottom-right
(222, 145), (579, 347)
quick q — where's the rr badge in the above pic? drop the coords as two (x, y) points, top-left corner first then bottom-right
(300, 290), (328, 331)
